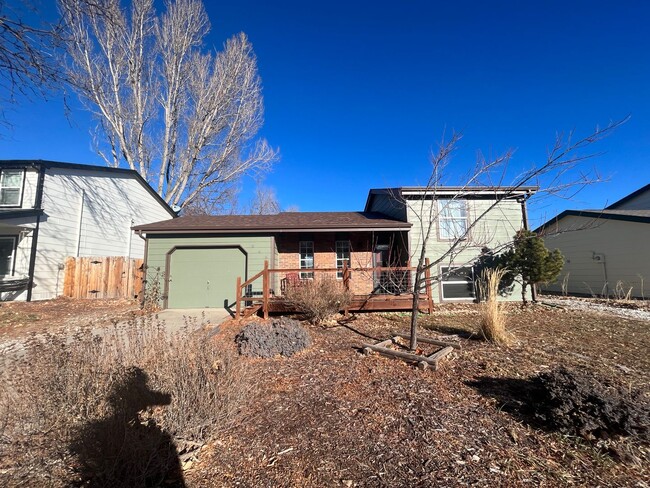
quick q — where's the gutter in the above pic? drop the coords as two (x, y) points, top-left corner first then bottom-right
(26, 165), (46, 301)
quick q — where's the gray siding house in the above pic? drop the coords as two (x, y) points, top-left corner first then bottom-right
(538, 184), (650, 298)
(0, 161), (176, 301)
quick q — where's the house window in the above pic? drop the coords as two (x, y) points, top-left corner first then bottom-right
(0, 237), (16, 276)
(0, 170), (24, 207)
(438, 199), (467, 239)
(440, 266), (474, 300)
(336, 240), (350, 279)
(299, 241), (314, 279)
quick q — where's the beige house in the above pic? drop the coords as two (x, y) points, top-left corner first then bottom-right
(538, 184), (650, 299)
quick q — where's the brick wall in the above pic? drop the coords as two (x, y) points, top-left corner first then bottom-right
(275, 232), (375, 295)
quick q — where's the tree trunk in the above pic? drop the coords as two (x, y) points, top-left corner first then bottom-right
(409, 265), (423, 350)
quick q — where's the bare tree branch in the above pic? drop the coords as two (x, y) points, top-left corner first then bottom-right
(58, 0), (278, 210)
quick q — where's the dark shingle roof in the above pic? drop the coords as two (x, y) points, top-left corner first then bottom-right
(133, 211), (411, 233)
(535, 209), (650, 233)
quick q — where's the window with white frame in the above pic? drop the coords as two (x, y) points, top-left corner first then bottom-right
(335, 240), (350, 279)
(438, 199), (468, 239)
(0, 170), (24, 207)
(0, 237), (16, 276)
(440, 266), (475, 300)
(299, 241), (314, 279)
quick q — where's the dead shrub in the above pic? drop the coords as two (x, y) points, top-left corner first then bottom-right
(0, 315), (250, 487)
(236, 318), (312, 358)
(284, 276), (352, 325)
(476, 268), (511, 344)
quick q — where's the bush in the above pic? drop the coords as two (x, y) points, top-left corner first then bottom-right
(531, 367), (649, 441)
(284, 277), (352, 325)
(0, 315), (250, 487)
(476, 268), (511, 344)
(236, 318), (311, 358)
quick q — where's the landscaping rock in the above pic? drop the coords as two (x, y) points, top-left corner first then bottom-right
(236, 318), (312, 358)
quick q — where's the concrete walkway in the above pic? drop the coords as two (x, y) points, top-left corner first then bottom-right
(153, 308), (231, 334)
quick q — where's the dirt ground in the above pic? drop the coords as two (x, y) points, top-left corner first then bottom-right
(0, 298), (648, 486)
(189, 302), (650, 487)
(0, 297), (139, 338)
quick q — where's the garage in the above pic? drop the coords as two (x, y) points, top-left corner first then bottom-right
(167, 247), (246, 309)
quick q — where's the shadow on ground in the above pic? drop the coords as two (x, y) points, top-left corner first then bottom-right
(70, 367), (185, 487)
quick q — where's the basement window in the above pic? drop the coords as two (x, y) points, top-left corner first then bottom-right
(0, 237), (17, 276)
(440, 266), (475, 300)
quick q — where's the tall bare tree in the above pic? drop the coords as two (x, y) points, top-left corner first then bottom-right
(58, 0), (277, 210)
(402, 119), (627, 350)
(0, 0), (60, 125)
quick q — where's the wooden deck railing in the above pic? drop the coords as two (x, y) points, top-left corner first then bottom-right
(235, 259), (434, 318)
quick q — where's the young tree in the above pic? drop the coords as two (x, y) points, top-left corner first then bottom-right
(500, 229), (564, 305)
(58, 0), (277, 211)
(402, 119), (626, 351)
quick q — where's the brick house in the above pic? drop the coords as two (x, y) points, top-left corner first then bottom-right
(134, 186), (533, 310)
(133, 212), (410, 309)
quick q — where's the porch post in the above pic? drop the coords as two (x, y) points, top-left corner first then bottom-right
(263, 260), (269, 319)
(342, 261), (350, 317)
(236, 276), (241, 318)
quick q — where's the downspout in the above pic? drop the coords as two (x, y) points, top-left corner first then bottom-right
(137, 229), (147, 306)
(26, 165), (46, 301)
(518, 191), (536, 302)
(76, 190), (86, 257)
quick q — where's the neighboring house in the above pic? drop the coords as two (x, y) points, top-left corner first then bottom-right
(0, 161), (176, 301)
(133, 186), (535, 310)
(538, 183), (650, 299)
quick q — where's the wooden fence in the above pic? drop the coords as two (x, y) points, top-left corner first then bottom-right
(62, 256), (144, 300)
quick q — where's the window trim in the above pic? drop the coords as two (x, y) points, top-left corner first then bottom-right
(440, 265), (475, 301)
(335, 240), (351, 279)
(0, 236), (18, 277)
(0, 169), (25, 208)
(299, 240), (314, 279)
(437, 198), (468, 241)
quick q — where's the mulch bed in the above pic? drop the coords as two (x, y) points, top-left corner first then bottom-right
(189, 304), (650, 487)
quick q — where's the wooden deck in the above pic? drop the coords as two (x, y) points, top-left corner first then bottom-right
(236, 260), (434, 318)
(265, 293), (430, 314)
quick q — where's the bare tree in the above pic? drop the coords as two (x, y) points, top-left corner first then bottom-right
(0, 1), (60, 125)
(58, 0), (277, 210)
(402, 119), (627, 350)
(247, 180), (280, 215)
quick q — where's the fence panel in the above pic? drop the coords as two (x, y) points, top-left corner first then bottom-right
(62, 256), (144, 299)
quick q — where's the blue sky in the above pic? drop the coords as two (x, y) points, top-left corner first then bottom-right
(1, 0), (649, 227)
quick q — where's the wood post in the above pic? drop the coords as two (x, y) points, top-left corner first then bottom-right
(342, 261), (350, 317)
(263, 260), (269, 319)
(424, 258), (434, 314)
(236, 276), (242, 318)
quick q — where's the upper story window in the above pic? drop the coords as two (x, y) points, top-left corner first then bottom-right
(0, 170), (24, 207)
(438, 199), (468, 239)
(299, 241), (314, 279)
(335, 240), (350, 279)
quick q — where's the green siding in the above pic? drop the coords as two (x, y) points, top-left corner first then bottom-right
(406, 198), (528, 302)
(145, 234), (273, 308)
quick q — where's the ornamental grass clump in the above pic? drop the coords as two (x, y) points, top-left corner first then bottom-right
(476, 267), (511, 345)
